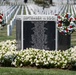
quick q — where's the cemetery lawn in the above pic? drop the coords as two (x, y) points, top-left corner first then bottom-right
(0, 26), (16, 42)
(0, 67), (76, 75)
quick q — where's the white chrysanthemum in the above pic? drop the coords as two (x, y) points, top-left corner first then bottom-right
(44, 61), (49, 65)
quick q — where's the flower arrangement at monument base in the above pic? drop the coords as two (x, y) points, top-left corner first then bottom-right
(57, 13), (76, 35)
(0, 40), (76, 70)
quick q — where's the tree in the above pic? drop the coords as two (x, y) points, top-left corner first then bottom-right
(74, 0), (76, 4)
(67, 0), (69, 4)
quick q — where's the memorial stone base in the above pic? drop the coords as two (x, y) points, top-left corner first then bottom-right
(16, 15), (71, 50)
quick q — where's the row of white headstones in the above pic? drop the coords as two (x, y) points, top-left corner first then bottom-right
(0, 4), (76, 36)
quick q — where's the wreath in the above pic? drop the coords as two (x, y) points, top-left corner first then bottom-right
(0, 13), (6, 30)
(57, 13), (76, 35)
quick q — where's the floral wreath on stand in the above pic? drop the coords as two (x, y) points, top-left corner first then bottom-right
(0, 12), (6, 30)
(57, 13), (76, 35)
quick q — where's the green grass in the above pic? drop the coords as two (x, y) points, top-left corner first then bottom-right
(0, 67), (76, 75)
(71, 30), (76, 46)
(0, 25), (16, 42)
(17, 6), (22, 15)
(23, 6), (26, 15)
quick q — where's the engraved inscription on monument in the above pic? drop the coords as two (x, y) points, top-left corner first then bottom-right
(23, 21), (55, 50)
(31, 21), (49, 50)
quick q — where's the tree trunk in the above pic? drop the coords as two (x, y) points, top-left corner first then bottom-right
(50, 0), (52, 4)
(67, 0), (69, 4)
(74, 0), (76, 4)
(24, 0), (27, 3)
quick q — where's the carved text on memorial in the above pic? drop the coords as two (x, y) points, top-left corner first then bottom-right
(31, 21), (49, 50)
